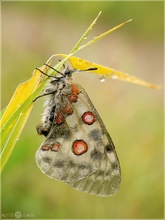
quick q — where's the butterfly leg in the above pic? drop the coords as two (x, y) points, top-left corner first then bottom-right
(33, 89), (57, 102)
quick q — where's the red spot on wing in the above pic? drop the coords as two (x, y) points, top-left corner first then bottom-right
(67, 84), (80, 103)
(51, 142), (61, 151)
(71, 84), (80, 95)
(65, 104), (73, 115)
(55, 110), (64, 124)
(41, 145), (51, 151)
(72, 140), (88, 155)
(67, 94), (78, 102)
(82, 111), (96, 125)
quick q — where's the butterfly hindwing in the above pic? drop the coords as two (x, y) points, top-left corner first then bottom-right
(66, 86), (121, 196)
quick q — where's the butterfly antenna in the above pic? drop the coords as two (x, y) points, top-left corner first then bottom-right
(73, 67), (98, 72)
(58, 59), (66, 69)
(44, 63), (65, 77)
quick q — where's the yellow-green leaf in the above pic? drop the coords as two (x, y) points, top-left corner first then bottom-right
(57, 54), (161, 89)
(0, 65), (47, 172)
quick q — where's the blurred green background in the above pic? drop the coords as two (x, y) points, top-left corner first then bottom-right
(1, 1), (163, 219)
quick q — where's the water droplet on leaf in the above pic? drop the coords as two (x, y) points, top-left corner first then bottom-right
(99, 75), (106, 82)
(112, 75), (118, 79)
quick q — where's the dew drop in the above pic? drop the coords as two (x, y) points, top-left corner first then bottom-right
(99, 75), (106, 82)
(83, 37), (87, 40)
(112, 75), (118, 79)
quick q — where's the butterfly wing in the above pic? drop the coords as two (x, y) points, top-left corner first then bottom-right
(36, 83), (121, 196)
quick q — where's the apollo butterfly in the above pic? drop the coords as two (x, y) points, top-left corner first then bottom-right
(35, 63), (121, 197)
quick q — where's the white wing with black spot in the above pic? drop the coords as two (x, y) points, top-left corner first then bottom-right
(36, 83), (121, 196)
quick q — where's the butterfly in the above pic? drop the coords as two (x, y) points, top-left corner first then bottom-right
(34, 63), (121, 197)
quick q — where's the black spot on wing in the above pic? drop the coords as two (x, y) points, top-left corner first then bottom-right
(42, 157), (52, 164)
(53, 159), (76, 169)
(53, 160), (65, 168)
(78, 163), (91, 170)
(105, 144), (113, 153)
(48, 124), (72, 140)
(111, 162), (119, 170)
(90, 149), (105, 161)
(67, 160), (76, 169)
(88, 129), (102, 141)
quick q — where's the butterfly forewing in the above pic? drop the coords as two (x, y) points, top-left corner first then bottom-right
(36, 69), (121, 196)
